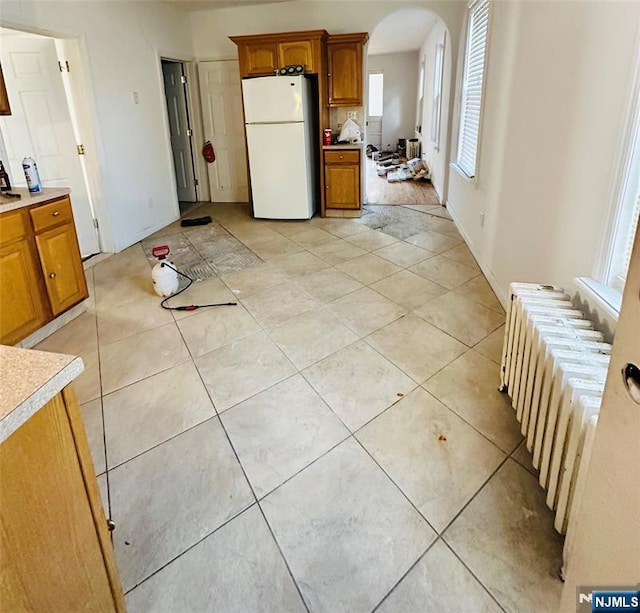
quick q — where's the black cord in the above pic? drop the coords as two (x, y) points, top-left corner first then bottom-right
(159, 262), (237, 311)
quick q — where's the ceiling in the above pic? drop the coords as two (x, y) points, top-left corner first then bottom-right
(368, 8), (438, 55)
(167, 0), (291, 10)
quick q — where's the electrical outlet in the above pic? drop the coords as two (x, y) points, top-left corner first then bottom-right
(347, 111), (357, 120)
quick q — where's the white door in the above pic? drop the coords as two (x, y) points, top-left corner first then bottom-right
(0, 35), (99, 256)
(162, 61), (197, 203)
(559, 218), (640, 606)
(367, 71), (384, 151)
(198, 60), (248, 203)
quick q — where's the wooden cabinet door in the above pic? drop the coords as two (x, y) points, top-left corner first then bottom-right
(0, 393), (120, 611)
(325, 164), (360, 209)
(36, 223), (88, 316)
(240, 41), (278, 76)
(278, 40), (315, 72)
(0, 238), (47, 344)
(327, 42), (363, 106)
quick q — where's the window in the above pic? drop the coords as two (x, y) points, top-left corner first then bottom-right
(417, 60), (425, 131)
(430, 36), (445, 149)
(607, 112), (640, 291)
(368, 72), (384, 117)
(455, 0), (490, 179)
(582, 88), (640, 316)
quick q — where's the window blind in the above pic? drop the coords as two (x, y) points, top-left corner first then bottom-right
(456, 0), (490, 178)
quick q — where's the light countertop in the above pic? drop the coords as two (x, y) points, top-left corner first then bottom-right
(323, 143), (364, 150)
(0, 345), (84, 443)
(0, 187), (71, 214)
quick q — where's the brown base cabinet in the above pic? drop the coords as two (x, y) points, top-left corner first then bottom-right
(0, 235), (48, 344)
(1, 386), (126, 611)
(324, 148), (361, 211)
(0, 195), (88, 345)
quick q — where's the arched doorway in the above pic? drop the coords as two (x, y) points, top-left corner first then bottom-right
(365, 8), (452, 213)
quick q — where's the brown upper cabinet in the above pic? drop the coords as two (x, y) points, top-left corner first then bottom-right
(230, 30), (328, 78)
(326, 33), (369, 107)
(238, 40), (279, 77)
(0, 62), (11, 115)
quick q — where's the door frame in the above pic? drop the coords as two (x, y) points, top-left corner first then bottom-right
(155, 52), (210, 214)
(159, 56), (202, 207)
(0, 24), (111, 252)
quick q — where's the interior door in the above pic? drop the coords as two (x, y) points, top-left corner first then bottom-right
(0, 35), (99, 257)
(198, 60), (248, 203)
(559, 218), (640, 605)
(161, 61), (197, 203)
(367, 71), (383, 151)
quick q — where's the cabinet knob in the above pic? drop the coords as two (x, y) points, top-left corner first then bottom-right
(49, 272), (56, 279)
(339, 155), (344, 159)
(326, 185), (330, 189)
(52, 211), (60, 217)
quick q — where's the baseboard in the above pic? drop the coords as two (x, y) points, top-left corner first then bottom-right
(18, 301), (88, 349)
(445, 201), (509, 310)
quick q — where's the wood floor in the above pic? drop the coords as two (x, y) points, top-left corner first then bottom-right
(365, 158), (440, 206)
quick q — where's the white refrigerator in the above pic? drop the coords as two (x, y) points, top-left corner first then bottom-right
(242, 75), (316, 219)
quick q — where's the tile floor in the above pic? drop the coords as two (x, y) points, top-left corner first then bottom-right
(37, 203), (564, 612)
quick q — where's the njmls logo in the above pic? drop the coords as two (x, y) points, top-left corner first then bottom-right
(576, 586), (640, 613)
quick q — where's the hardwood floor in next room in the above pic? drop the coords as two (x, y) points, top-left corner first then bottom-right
(366, 157), (442, 208)
(35, 202), (564, 612)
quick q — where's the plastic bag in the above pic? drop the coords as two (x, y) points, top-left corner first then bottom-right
(338, 118), (362, 143)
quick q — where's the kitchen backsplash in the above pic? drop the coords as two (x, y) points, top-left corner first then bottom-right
(329, 106), (365, 141)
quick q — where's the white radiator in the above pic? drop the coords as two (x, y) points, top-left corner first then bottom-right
(500, 283), (611, 559)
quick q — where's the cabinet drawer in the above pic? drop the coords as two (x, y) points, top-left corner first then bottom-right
(0, 210), (27, 245)
(324, 150), (360, 165)
(30, 197), (73, 233)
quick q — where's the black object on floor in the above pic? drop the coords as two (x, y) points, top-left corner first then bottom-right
(180, 216), (212, 227)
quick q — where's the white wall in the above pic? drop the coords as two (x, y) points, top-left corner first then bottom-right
(446, 0), (640, 309)
(417, 21), (451, 201)
(189, 1), (465, 61)
(367, 52), (419, 151)
(0, 1), (194, 252)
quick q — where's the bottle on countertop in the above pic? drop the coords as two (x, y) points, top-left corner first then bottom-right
(0, 160), (11, 192)
(22, 157), (42, 193)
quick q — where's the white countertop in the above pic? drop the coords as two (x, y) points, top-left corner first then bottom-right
(323, 144), (364, 150)
(0, 187), (71, 213)
(0, 345), (84, 443)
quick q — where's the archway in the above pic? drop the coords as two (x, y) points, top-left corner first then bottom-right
(365, 8), (453, 211)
